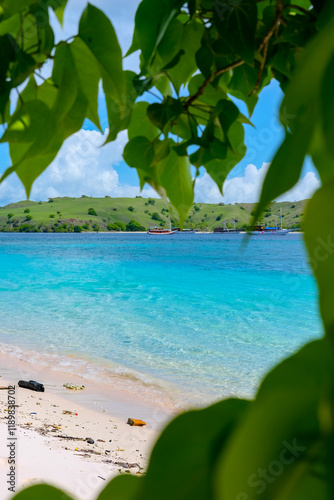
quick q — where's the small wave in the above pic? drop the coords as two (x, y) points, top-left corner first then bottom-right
(0, 341), (184, 410)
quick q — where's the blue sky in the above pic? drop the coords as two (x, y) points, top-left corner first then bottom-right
(0, 0), (320, 206)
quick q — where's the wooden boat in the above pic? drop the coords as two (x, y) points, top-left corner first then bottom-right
(147, 226), (175, 235)
(213, 227), (240, 234)
(214, 221), (240, 234)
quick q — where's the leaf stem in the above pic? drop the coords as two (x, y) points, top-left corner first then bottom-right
(34, 71), (47, 82)
(15, 88), (24, 105)
(189, 104), (212, 114)
(147, 90), (163, 101)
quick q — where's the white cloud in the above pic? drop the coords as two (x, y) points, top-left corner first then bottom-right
(0, 129), (156, 206)
(195, 162), (321, 204)
(276, 171), (321, 202)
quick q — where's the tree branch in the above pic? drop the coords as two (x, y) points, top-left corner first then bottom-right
(259, 0), (284, 52)
(249, 0), (284, 96)
(184, 59), (244, 110)
(184, 0), (299, 106)
(249, 41), (269, 97)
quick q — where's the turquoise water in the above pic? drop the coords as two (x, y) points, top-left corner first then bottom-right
(0, 233), (322, 406)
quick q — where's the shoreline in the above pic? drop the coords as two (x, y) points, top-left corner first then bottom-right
(0, 341), (185, 413)
(0, 353), (177, 499)
(0, 231), (303, 235)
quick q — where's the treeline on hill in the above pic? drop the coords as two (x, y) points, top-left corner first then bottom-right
(0, 196), (306, 233)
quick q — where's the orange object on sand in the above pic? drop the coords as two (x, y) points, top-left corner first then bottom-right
(127, 418), (146, 427)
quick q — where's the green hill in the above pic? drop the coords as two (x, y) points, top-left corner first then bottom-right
(0, 196), (307, 233)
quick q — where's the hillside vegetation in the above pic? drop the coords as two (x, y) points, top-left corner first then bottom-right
(0, 196), (306, 233)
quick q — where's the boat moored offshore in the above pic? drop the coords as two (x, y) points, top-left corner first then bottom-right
(248, 209), (291, 235)
(173, 228), (196, 234)
(213, 227), (241, 234)
(248, 226), (291, 235)
(147, 226), (176, 235)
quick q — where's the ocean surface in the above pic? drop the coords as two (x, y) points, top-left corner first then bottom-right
(0, 233), (322, 407)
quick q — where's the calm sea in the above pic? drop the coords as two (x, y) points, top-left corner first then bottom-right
(0, 233), (322, 407)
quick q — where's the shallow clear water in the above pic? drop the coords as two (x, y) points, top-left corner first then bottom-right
(0, 233), (322, 405)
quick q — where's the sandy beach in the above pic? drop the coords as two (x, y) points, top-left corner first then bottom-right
(0, 353), (176, 499)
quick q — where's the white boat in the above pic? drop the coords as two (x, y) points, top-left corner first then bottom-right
(173, 228), (196, 234)
(249, 228), (291, 235)
(147, 226), (175, 235)
(249, 209), (291, 235)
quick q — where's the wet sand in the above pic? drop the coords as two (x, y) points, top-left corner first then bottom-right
(0, 353), (177, 499)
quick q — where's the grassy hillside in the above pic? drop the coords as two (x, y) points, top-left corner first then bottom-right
(0, 196), (307, 232)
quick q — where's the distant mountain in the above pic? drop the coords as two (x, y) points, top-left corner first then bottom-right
(0, 196), (306, 233)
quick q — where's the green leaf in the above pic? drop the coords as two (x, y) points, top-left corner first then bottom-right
(69, 38), (101, 131)
(254, 105), (316, 220)
(1, 48), (86, 196)
(304, 181), (334, 338)
(0, 34), (17, 121)
(214, 0), (257, 63)
(0, 13), (20, 35)
(188, 75), (227, 107)
(49, 0), (68, 25)
(228, 65), (259, 115)
(133, 76), (153, 96)
(216, 99), (240, 140)
(321, 53), (334, 158)
(279, 13), (315, 47)
(211, 121), (246, 192)
(191, 138), (227, 168)
(11, 51), (37, 88)
(0, 0), (37, 20)
(141, 398), (249, 500)
(188, 0), (200, 17)
(192, 121), (245, 193)
(156, 18), (183, 68)
(128, 102), (159, 141)
(40, 24), (55, 55)
(317, 0), (334, 29)
(79, 4), (126, 141)
(171, 113), (198, 140)
(271, 45), (298, 80)
(97, 474), (142, 500)
(147, 97), (183, 131)
(168, 18), (205, 93)
(123, 136), (155, 171)
(1, 100), (50, 145)
(282, 21), (334, 124)
(173, 137), (202, 156)
(127, 0), (183, 67)
(216, 339), (334, 500)
(17, 75), (37, 105)
(196, 45), (214, 79)
(309, 125), (333, 183)
(124, 136), (167, 194)
(153, 139), (170, 164)
(154, 74), (173, 97)
(159, 148), (194, 226)
(12, 484), (73, 499)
